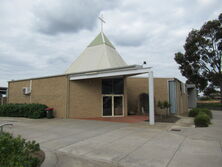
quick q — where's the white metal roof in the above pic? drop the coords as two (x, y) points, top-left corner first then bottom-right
(65, 32), (127, 74)
(69, 65), (151, 80)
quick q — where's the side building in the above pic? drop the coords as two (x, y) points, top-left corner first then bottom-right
(8, 75), (188, 118)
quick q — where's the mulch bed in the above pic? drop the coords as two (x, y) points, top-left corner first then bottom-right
(154, 115), (180, 123)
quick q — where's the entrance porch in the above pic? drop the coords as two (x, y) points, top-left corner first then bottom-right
(69, 65), (155, 125)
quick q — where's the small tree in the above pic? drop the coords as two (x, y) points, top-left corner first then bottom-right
(163, 101), (171, 115)
(157, 101), (171, 119)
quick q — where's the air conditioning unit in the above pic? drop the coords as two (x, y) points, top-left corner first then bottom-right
(22, 87), (31, 95)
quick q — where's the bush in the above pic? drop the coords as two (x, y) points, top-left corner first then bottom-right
(197, 103), (222, 111)
(198, 96), (210, 101)
(0, 103), (48, 119)
(194, 112), (211, 127)
(200, 108), (212, 119)
(188, 108), (201, 117)
(189, 108), (212, 118)
(0, 132), (41, 167)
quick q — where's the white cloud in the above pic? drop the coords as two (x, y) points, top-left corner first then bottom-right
(0, 0), (222, 87)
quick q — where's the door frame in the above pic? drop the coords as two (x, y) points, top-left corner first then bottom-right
(168, 80), (177, 114)
(101, 94), (124, 117)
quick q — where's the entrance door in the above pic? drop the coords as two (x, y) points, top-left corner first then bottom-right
(103, 95), (123, 117)
(103, 96), (112, 116)
(102, 78), (124, 117)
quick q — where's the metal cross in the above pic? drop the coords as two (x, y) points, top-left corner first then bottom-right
(98, 14), (105, 32)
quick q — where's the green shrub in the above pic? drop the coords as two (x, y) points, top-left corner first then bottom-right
(200, 108), (212, 119)
(194, 112), (211, 127)
(197, 103), (222, 111)
(188, 108), (201, 117)
(0, 132), (41, 167)
(189, 108), (212, 118)
(0, 103), (48, 119)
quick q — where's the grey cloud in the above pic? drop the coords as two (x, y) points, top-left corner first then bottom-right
(112, 33), (145, 47)
(47, 56), (68, 65)
(33, 0), (119, 35)
(0, 53), (35, 73)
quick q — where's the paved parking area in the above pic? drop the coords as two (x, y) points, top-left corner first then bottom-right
(1, 111), (222, 167)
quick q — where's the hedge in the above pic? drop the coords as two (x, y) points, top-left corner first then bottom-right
(197, 103), (222, 111)
(189, 108), (212, 118)
(188, 108), (200, 117)
(0, 104), (48, 119)
(0, 132), (43, 167)
(194, 112), (211, 127)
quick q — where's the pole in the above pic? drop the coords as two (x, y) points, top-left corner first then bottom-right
(149, 71), (155, 125)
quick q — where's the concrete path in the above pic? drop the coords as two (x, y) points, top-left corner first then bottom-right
(1, 111), (222, 167)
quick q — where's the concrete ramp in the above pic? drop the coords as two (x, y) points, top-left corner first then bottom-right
(42, 150), (121, 167)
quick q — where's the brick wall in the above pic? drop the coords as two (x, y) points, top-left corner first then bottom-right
(8, 75), (68, 118)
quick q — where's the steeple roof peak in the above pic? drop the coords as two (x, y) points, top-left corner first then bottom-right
(88, 32), (115, 48)
(65, 32), (127, 74)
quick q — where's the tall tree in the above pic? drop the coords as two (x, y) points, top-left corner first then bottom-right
(175, 13), (222, 103)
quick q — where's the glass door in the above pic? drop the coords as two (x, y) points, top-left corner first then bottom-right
(103, 96), (112, 116)
(114, 96), (123, 116)
(102, 95), (123, 117)
(102, 78), (124, 117)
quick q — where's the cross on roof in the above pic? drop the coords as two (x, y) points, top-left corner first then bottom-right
(98, 14), (105, 33)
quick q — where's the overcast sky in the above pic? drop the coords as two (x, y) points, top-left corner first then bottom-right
(0, 0), (222, 86)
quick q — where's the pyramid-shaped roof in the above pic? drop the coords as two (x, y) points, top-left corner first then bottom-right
(65, 32), (127, 74)
(88, 32), (115, 48)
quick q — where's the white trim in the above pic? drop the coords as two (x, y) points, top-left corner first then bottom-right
(102, 95), (124, 117)
(70, 68), (150, 80)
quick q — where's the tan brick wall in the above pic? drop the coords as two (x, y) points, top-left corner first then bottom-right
(8, 75), (188, 118)
(68, 77), (128, 118)
(127, 77), (171, 115)
(126, 77), (188, 115)
(8, 76), (128, 119)
(126, 77), (148, 114)
(68, 78), (102, 118)
(8, 76), (68, 118)
(8, 80), (31, 103)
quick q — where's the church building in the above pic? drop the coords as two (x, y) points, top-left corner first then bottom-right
(7, 30), (188, 125)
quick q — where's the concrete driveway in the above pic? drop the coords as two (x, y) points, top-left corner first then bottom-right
(1, 111), (222, 167)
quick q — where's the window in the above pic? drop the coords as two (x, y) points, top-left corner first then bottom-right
(102, 79), (113, 94)
(102, 78), (124, 94)
(113, 78), (124, 94)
